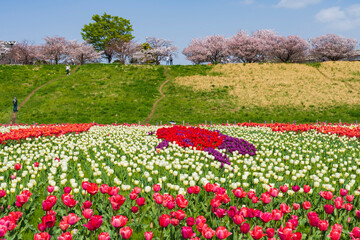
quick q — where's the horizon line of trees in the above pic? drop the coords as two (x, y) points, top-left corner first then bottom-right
(0, 13), (358, 65)
(183, 31), (359, 64)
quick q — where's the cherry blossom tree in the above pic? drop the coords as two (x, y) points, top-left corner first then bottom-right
(12, 41), (41, 64)
(68, 41), (102, 65)
(0, 40), (10, 64)
(107, 39), (140, 64)
(41, 36), (70, 64)
(310, 34), (358, 61)
(272, 35), (309, 62)
(183, 35), (229, 64)
(182, 38), (208, 64)
(228, 31), (265, 63)
(136, 37), (178, 65)
(252, 29), (278, 61)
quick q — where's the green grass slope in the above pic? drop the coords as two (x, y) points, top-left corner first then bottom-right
(0, 65), (65, 123)
(1, 63), (359, 124)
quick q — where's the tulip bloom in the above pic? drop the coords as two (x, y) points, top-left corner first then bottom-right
(186, 217), (195, 226)
(144, 231), (153, 240)
(83, 209), (94, 219)
(111, 215), (128, 228)
(153, 184), (161, 192)
(302, 201), (311, 210)
(175, 194), (188, 208)
(34, 232), (51, 240)
(159, 214), (171, 228)
(66, 213), (81, 225)
(324, 204), (334, 215)
(119, 226), (133, 239)
(260, 193), (271, 204)
(250, 226), (266, 240)
(318, 220), (329, 231)
(58, 232), (72, 240)
(83, 215), (103, 231)
(64, 187), (71, 194)
(136, 197), (146, 207)
(303, 185), (311, 193)
(202, 225), (216, 239)
(100, 184), (109, 194)
(87, 183), (99, 195)
(131, 206), (139, 213)
(108, 195), (126, 210)
(15, 163), (21, 170)
(350, 227), (360, 238)
(216, 226), (232, 239)
(266, 228), (275, 238)
(98, 232), (110, 240)
(47, 186), (54, 193)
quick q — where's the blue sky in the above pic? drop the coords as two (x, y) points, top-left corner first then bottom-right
(1, 0), (359, 64)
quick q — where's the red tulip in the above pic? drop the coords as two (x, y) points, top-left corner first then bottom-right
(268, 188), (279, 197)
(323, 191), (333, 200)
(38, 222), (46, 232)
(133, 187), (141, 194)
(167, 200), (175, 210)
(119, 226), (133, 239)
(144, 231), (153, 240)
(280, 203), (291, 214)
(111, 215), (128, 228)
(232, 187), (247, 198)
(292, 185), (300, 192)
(175, 194), (188, 208)
(247, 191), (256, 199)
(42, 214), (56, 228)
(81, 181), (90, 190)
(350, 227), (360, 238)
(58, 232), (72, 240)
(202, 225), (215, 239)
(215, 208), (227, 218)
(186, 217), (195, 226)
(108, 195), (126, 210)
(192, 186), (201, 194)
(66, 213), (81, 225)
(34, 162), (39, 167)
(318, 220), (329, 231)
(252, 196), (259, 204)
(260, 193), (271, 204)
(324, 204), (334, 215)
(344, 203), (353, 211)
(280, 185), (288, 193)
(129, 192), (138, 200)
(307, 212), (319, 227)
(131, 206), (139, 213)
(87, 183), (99, 195)
(0, 190), (6, 198)
(240, 223), (250, 234)
(47, 186), (54, 193)
(59, 220), (69, 231)
(233, 214), (246, 225)
(82, 200), (92, 209)
(278, 226), (294, 240)
(83, 215), (103, 231)
(340, 188), (348, 196)
(170, 218), (179, 226)
(61, 194), (78, 208)
(260, 212), (272, 223)
(100, 184), (109, 194)
(159, 214), (171, 227)
(216, 226), (232, 239)
(42, 199), (54, 211)
(107, 186), (120, 196)
(304, 185), (311, 193)
(328, 230), (342, 240)
(14, 163), (21, 170)
(346, 195), (354, 202)
(153, 184), (161, 192)
(250, 226), (266, 240)
(181, 226), (196, 239)
(82, 209), (94, 219)
(272, 209), (283, 221)
(64, 187), (71, 194)
(34, 232), (51, 240)
(293, 203), (300, 211)
(175, 210), (186, 220)
(266, 228), (275, 238)
(98, 232), (110, 240)
(356, 210), (360, 218)
(136, 197), (145, 206)
(302, 201), (311, 210)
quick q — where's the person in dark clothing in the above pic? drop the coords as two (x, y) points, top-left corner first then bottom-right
(169, 55), (173, 65)
(13, 97), (18, 112)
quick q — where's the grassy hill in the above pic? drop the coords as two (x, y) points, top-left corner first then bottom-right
(1, 62), (360, 124)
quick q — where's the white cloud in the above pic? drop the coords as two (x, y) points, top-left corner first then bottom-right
(277, 0), (322, 9)
(315, 5), (360, 30)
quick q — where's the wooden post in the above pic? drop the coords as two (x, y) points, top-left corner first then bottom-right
(210, 121), (212, 125)
(265, 121), (266, 124)
(115, 121), (117, 125)
(205, 120), (207, 125)
(271, 120), (273, 124)
(356, 120), (358, 125)
(234, 121), (236, 125)
(227, 120), (229, 125)
(339, 119), (341, 124)
(294, 120), (296, 125)
(160, 121), (162, 125)
(182, 120), (184, 126)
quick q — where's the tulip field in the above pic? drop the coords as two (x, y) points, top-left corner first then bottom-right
(0, 123), (360, 240)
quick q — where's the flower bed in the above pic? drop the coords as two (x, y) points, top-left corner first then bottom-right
(0, 124), (359, 239)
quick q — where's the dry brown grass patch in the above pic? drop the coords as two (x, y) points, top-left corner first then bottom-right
(175, 62), (360, 108)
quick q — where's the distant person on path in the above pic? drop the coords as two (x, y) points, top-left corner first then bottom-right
(71, 58), (75, 65)
(13, 97), (17, 113)
(169, 55), (173, 65)
(66, 64), (71, 75)
(165, 56), (170, 65)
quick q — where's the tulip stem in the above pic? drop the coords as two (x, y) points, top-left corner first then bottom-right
(160, 227), (164, 240)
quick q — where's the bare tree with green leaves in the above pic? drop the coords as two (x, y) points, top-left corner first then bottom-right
(81, 13), (134, 63)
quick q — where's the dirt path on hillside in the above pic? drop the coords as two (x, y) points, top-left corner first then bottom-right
(143, 66), (170, 124)
(11, 66), (80, 124)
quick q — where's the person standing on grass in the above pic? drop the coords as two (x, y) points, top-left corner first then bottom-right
(13, 97), (18, 113)
(66, 64), (71, 75)
(169, 55), (173, 65)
